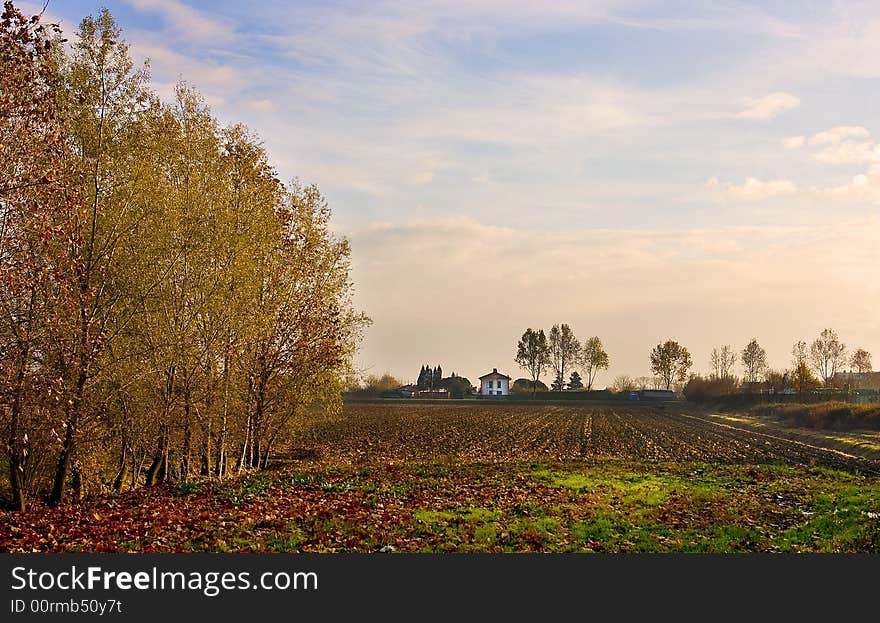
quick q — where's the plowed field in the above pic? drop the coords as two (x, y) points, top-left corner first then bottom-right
(288, 401), (880, 473)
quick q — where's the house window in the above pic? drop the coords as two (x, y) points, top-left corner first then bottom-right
(495, 380), (500, 388)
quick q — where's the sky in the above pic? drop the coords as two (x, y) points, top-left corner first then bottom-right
(27, 0), (880, 387)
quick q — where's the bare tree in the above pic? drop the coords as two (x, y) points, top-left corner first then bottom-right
(611, 375), (636, 392)
(741, 338), (767, 385)
(810, 328), (847, 386)
(548, 324), (580, 391)
(710, 345), (737, 380)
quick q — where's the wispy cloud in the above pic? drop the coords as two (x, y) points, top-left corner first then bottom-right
(705, 176), (797, 201)
(124, 0), (234, 41)
(734, 92), (800, 121)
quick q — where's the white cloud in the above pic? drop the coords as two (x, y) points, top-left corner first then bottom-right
(821, 165), (880, 201)
(707, 176), (798, 200)
(808, 126), (870, 146)
(786, 126), (880, 164)
(734, 92), (800, 121)
(813, 141), (880, 164)
(782, 136), (805, 149)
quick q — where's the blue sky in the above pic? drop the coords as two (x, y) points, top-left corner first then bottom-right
(29, 0), (880, 385)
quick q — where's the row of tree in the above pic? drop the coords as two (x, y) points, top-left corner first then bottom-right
(610, 328), (872, 395)
(1, 6), (366, 511)
(416, 364), (442, 390)
(514, 325), (610, 394)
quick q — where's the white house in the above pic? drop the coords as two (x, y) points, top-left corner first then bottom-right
(479, 368), (510, 396)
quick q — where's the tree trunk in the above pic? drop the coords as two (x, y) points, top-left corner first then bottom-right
(112, 439), (128, 491)
(145, 430), (167, 486)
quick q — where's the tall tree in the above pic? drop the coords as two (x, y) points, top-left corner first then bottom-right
(0, 2), (75, 511)
(548, 324), (580, 392)
(49, 9), (154, 504)
(434, 365), (442, 387)
(741, 338), (767, 385)
(710, 345), (737, 380)
(810, 328), (847, 386)
(650, 340), (692, 391)
(567, 371), (584, 390)
(515, 328), (550, 396)
(580, 336), (610, 390)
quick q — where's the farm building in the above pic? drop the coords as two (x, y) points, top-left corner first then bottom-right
(479, 368), (510, 396)
(394, 385), (450, 399)
(833, 371), (880, 391)
(630, 389), (675, 400)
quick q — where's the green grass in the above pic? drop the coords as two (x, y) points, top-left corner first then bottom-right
(8, 457), (880, 553)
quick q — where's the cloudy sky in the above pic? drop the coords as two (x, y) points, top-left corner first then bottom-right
(30, 0), (880, 386)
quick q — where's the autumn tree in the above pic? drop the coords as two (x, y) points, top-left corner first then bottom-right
(0, 2), (76, 511)
(0, 6), (368, 508)
(580, 336), (610, 390)
(548, 324), (580, 391)
(650, 340), (692, 391)
(810, 328), (847, 387)
(741, 338), (767, 385)
(515, 328), (550, 396)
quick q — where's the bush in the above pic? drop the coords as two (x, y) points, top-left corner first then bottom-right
(750, 401), (880, 431)
(683, 375), (739, 401)
(511, 378), (548, 393)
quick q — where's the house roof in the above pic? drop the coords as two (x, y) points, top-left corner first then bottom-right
(479, 368), (510, 380)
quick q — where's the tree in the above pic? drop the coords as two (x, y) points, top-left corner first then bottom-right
(710, 345), (737, 380)
(580, 336), (610, 390)
(0, 6), (370, 508)
(810, 328), (847, 386)
(435, 374), (475, 398)
(850, 348), (872, 387)
(0, 2), (75, 511)
(511, 378), (548, 393)
(515, 328), (550, 396)
(567, 371), (583, 390)
(434, 365), (442, 388)
(548, 324), (580, 392)
(650, 340), (692, 391)
(362, 374), (402, 393)
(741, 338), (767, 385)
(611, 375), (636, 392)
(417, 365), (426, 388)
(791, 340), (817, 393)
(764, 369), (792, 394)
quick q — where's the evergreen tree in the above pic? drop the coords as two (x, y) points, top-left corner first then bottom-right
(552, 372), (565, 391)
(568, 371), (584, 390)
(417, 365), (426, 388)
(435, 364), (442, 386)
